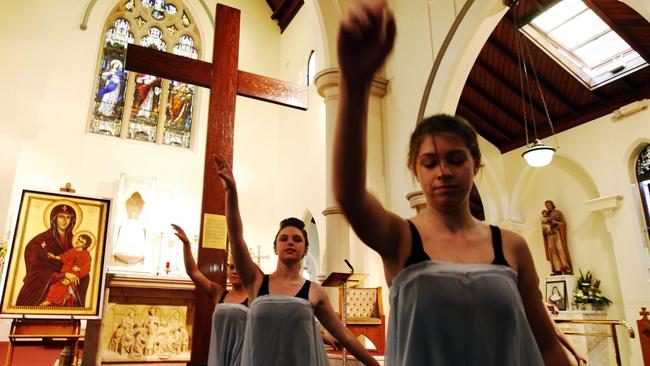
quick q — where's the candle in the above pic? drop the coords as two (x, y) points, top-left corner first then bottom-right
(165, 261), (170, 269)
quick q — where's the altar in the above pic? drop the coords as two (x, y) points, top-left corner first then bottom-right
(83, 273), (195, 365)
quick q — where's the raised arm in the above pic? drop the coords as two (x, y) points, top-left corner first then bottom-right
(333, 0), (404, 260)
(510, 232), (571, 365)
(545, 303), (587, 365)
(172, 223), (223, 302)
(214, 156), (264, 297)
(312, 285), (380, 366)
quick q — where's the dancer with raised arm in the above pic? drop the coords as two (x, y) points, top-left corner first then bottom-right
(214, 156), (379, 366)
(333, 1), (570, 365)
(172, 224), (247, 366)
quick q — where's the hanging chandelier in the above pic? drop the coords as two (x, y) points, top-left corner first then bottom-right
(509, 0), (558, 167)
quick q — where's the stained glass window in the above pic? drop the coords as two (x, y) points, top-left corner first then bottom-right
(90, 19), (133, 136)
(636, 145), (650, 242)
(89, 0), (201, 149)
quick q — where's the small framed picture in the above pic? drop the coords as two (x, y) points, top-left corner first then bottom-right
(546, 280), (567, 311)
(0, 190), (110, 318)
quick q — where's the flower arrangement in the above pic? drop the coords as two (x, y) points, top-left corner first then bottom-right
(573, 269), (612, 306)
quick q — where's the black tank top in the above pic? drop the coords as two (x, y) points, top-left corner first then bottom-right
(404, 221), (510, 268)
(218, 290), (249, 306)
(257, 274), (311, 299)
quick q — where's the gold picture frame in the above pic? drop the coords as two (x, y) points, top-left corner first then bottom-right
(1, 190), (110, 318)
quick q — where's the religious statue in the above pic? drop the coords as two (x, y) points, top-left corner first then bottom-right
(541, 200), (573, 275)
(113, 192), (148, 264)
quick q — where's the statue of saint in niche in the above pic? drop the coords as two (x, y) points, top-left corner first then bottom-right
(541, 200), (573, 275)
(113, 192), (148, 264)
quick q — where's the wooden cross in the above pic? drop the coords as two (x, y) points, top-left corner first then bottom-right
(124, 4), (307, 363)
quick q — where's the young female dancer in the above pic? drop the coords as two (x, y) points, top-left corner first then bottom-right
(333, 1), (570, 365)
(172, 224), (247, 366)
(214, 157), (379, 366)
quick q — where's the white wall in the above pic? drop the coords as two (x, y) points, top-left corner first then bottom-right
(0, 0), (326, 340)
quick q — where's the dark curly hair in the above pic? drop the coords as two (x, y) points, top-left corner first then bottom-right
(273, 217), (309, 252)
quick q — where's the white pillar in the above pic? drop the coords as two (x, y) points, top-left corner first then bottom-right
(315, 68), (388, 277)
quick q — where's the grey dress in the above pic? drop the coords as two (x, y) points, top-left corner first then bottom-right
(207, 302), (248, 366)
(385, 222), (544, 366)
(241, 276), (330, 366)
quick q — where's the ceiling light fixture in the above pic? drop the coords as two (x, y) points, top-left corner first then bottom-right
(508, 0), (559, 167)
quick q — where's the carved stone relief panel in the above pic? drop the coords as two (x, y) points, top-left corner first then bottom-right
(101, 303), (191, 362)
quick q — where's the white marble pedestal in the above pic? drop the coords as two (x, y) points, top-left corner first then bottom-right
(556, 309), (614, 366)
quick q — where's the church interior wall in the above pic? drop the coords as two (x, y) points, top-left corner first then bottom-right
(2, 0), (650, 362)
(265, 2), (329, 274)
(502, 107), (650, 365)
(0, 0), (322, 341)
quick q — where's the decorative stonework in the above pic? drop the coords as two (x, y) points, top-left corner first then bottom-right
(83, 273), (196, 364)
(406, 191), (426, 213)
(314, 68), (388, 102)
(102, 304), (191, 362)
(322, 206), (344, 216)
(584, 195), (624, 217)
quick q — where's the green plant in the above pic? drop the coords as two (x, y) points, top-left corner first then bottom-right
(573, 269), (612, 305)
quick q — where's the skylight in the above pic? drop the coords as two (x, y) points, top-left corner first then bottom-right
(521, 0), (647, 89)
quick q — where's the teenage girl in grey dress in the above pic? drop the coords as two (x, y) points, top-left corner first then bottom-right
(333, 1), (571, 365)
(172, 224), (247, 366)
(214, 157), (379, 366)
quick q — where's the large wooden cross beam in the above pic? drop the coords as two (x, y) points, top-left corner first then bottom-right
(124, 4), (307, 364)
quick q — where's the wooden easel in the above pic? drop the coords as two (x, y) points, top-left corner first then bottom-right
(4, 318), (82, 366)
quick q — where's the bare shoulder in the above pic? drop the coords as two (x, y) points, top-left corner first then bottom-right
(381, 216), (416, 282)
(309, 281), (329, 306)
(499, 228), (531, 271)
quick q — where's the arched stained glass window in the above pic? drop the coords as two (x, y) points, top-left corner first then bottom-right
(89, 0), (201, 148)
(635, 144), (650, 241)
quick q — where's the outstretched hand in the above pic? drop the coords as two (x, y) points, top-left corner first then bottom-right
(171, 224), (190, 245)
(322, 332), (343, 350)
(213, 155), (236, 191)
(337, 0), (396, 84)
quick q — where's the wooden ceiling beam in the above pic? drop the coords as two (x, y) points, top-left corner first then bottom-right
(488, 38), (581, 115)
(465, 80), (525, 131)
(475, 59), (550, 121)
(582, 0), (650, 63)
(456, 106), (508, 149)
(456, 101), (513, 144)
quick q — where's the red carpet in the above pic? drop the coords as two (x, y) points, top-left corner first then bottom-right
(0, 342), (81, 365)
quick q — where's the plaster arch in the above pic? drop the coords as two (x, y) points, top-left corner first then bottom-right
(621, 0), (650, 23)
(84, 0), (213, 63)
(308, 0), (343, 68)
(510, 154), (600, 221)
(82, 0), (215, 31)
(421, 0), (507, 117)
(624, 138), (650, 183)
(474, 157), (507, 224)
